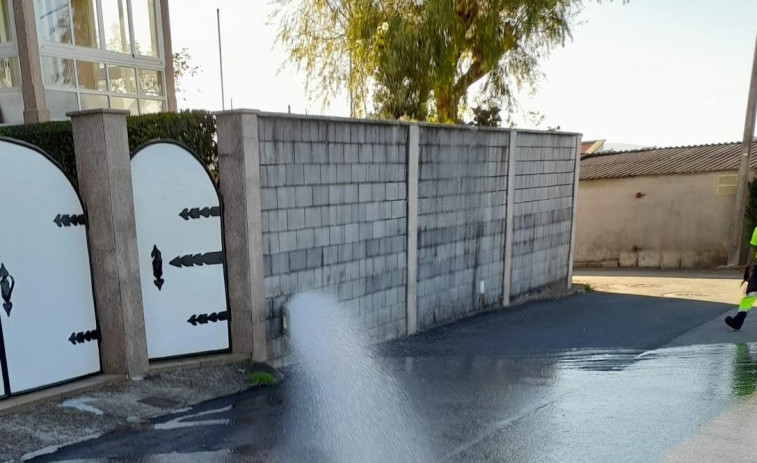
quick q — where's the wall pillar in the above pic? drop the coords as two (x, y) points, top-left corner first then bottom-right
(567, 136), (582, 288)
(215, 110), (268, 362)
(503, 130), (518, 306)
(405, 124), (420, 335)
(12, 0), (49, 123)
(70, 109), (148, 378)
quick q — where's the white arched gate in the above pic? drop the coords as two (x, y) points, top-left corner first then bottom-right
(131, 142), (230, 360)
(0, 139), (100, 397)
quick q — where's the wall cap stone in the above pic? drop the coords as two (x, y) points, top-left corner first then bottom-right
(67, 109), (131, 117)
(213, 108), (582, 137)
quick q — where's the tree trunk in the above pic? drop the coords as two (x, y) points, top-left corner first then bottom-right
(435, 88), (462, 123)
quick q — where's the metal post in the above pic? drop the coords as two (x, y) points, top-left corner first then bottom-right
(728, 34), (757, 266)
(217, 9), (226, 110)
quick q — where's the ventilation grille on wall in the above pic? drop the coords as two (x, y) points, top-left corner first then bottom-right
(717, 174), (738, 196)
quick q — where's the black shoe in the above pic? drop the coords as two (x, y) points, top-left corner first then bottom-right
(726, 311), (748, 330)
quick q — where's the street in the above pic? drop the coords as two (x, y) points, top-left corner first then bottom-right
(31, 271), (757, 463)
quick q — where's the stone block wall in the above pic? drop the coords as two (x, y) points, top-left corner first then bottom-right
(510, 132), (579, 297)
(257, 115), (409, 358)
(239, 112), (579, 360)
(416, 126), (509, 330)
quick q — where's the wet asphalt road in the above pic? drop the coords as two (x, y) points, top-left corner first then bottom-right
(32, 291), (757, 463)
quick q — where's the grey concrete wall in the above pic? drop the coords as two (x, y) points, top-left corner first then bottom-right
(510, 133), (579, 297)
(576, 172), (735, 269)
(416, 127), (509, 330)
(257, 115), (409, 358)
(251, 115), (579, 359)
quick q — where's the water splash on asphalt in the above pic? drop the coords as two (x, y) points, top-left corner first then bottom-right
(285, 292), (432, 463)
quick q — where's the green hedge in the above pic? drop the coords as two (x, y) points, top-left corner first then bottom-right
(0, 110), (217, 185)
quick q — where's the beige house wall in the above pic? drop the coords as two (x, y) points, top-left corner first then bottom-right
(576, 171), (739, 268)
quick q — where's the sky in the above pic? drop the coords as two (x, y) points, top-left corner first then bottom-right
(170, 0), (757, 148)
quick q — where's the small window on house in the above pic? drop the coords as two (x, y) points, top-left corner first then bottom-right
(717, 175), (738, 196)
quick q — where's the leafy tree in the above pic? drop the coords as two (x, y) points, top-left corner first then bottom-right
(272, 0), (591, 123)
(173, 48), (201, 97)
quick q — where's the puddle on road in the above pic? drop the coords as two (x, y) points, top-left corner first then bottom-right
(28, 343), (757, 463)
(152, 405), (232, 430)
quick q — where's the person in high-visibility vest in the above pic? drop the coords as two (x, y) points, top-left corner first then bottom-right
(726, 227), (757, 330)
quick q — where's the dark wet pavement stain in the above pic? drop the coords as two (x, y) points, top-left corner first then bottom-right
(30, 293), (757, 463)
(34, 344), (757, 463)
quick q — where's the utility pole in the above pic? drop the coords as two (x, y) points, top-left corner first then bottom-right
(217, 9), (226, 110)
(728, 34), (757, 266)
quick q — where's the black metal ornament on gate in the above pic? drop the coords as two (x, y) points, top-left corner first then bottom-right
(187, 311), (228, 326)
(179, 207), (220, 221)
(54, 213), (86, 227)
(151, 245), (165, 290)
(169, 252), (223, 268)
(0, 263), (14, 317)
(68, 329), (99, 345)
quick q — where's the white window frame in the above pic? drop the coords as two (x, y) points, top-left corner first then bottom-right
(36, 0), (165, 61)
(35, 0), (167, 117)
(40, 55), (166, 115)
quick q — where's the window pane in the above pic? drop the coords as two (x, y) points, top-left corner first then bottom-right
(42, 56), (75, 87)
(0, 57), (21, 88)
(108, 65), (137, 94)
(46, 90), (78, 120)
(0, 0), (12, 42)
(35, 0), (72, 44)
(139, 98), (163, 114)
(138, 69), (163, 96)
(102, 0), (130, 54)
(0, 91), (23, 124)
(111, 96), (138, 115)
(76, 60), (107, 91)
(80, 93), (108, 110)
(132, 0), (157, 57)
(71, 0), (99, 48)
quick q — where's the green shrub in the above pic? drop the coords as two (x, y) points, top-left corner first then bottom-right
(0, 110), (217, 186)
(127, 110), (217, 177)
(0, 120), (77, 182)
(248, 371), (277, 386)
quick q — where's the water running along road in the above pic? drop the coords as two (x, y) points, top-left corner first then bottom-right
(30, 290), (757, 463)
